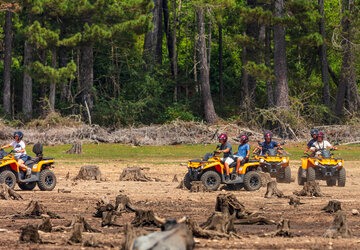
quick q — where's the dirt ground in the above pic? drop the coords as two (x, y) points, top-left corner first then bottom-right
(0, 158), (359, 249)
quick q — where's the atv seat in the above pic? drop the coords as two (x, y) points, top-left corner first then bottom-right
(32, 143), (43, 160)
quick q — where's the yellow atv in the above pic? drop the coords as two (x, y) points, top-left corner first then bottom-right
(184, 147), (262, 191)
(298, 145), (345, 187)
(0, 143), (56, 191)
(254, 142), (291, 183)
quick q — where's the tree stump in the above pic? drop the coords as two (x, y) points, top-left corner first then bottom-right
(323, 211), (352, 238)
(259, 172), (272, 187)
(190, 181), (212, 192)
(119, 167), (153, 182)
(73, 165), (103, 181)
(172, 174), (179, 182)
(39, 215), (52, 232)
(264, 181), (285, 198)
(272, 219), (293, 237)
(115, 194), (136, 212)
(215, 193), (248, 219)
(0, 183), (23, 200)
(289, 196), (303, 207)
(20, 224), (41, 243)
(293, 181), (323, 197)
(15, 200), (59, 219)
(131, 209), (159, 227)
(102, 211), (119, 227)
(201, 212), (236, 234)
(94, 199), (116, 218)
(176, 180), (186, 189)
(121, 223), (146, 250)
(322, 200), (342, 213)
(68, 222), (83, 243)
(66, 215), (99, 233)
(185, 218), (234, 239)
(65, 141), (82, 154)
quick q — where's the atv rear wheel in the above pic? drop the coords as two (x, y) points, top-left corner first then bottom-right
(307, 167), (316, 182)
(338, 168), (346, 187)
(200, 171), (221, 191)
(297, 167), (305, 186)
(38, 169), (56, 191)
(326, 178), (336, 186)
(0, 170), (16, 189)
(243, 171), (262, 191)
(18, 182), (37, 191)
(183, 173), (192, 190)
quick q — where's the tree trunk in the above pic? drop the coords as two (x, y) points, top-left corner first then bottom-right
(3, 10), (12, 114)
(80, 44), (94, 114)
(172, 0), (178, 102)
(197, 7), (218, 124)
(265, 26), (274, 107)
(59, 22), (69, 103)
(273, 0), (289, 108)
(49, 49), (56, 112)
(219, 24), (223, 106)
(22, 41), (33, 121)
(143, 0), (163, 64)
(319, 0), (331, 108)
(240, 44), (249, 108)
(163, 0), (174, 74)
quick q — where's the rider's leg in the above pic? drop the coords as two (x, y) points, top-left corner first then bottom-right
(18, 159), (31, 175)
(235, 157), (243, 174)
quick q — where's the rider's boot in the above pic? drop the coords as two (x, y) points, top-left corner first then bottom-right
(26, 167), (32, 178)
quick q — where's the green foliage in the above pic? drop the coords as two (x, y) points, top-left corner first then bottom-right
(162, 104), (197, 122)
(30, 60), (76, 84)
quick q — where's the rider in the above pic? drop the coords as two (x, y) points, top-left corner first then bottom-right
(253, 131), (281, 155)
(1, 131), (31, 177)
(215, 133), (233, 182)
(310, 132), (337, 155)
(304, 129), (318, 154)
(234, 135), (250, 176)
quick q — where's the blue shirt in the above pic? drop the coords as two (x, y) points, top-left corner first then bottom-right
(307, 139), (317, 148)
(260, 141), (279, 154)
(220, 142), (233, 158)
(235, 144), (250, 158)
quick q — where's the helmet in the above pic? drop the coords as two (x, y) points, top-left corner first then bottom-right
(218, 133), (228, 142)
(13, 131), (23, 140)
(317, 132), (324, 138)
(310, 129), (319, 136)
(239, 134), (249, 143)
(264, 131), (272, 139)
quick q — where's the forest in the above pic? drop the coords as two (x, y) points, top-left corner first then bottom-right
(0, 0), (359, 130)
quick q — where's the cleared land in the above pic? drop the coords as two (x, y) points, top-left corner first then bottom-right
(0, 143), (359, 249)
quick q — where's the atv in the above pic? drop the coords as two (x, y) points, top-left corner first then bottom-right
(0, 143), (56, 191)
(298, 143), (345, 187)
(184, 147), (262, 191)
(253, 142), (291, 183)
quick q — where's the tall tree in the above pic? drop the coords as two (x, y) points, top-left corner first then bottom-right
(22, 41), (33, 120)
(3, 10), (13, 114)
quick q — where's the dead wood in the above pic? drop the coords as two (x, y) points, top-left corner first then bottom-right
(190, 181), (212, 193)
(201, 212), (236, 234)
(132, 209), (159, 227)
(65, 172), (70, 180)
(289, 196), (303, 207)
(38, 215), (52, 232)
(322, 200), (342, 213)
(293, 181), (323, 197)
(215, 193), (248, 219)
(94, 199), (116, 218)
(102, 211), (121, 227)
(20, 224), (42, 243)
(259, 172), (272, 187)
(323, 211), (352, 238)
(234, 217), (276, 225)
(65, 141), (82, 154)
(115, 194), (136, 212)
(119, 167), (153, 182)
(172, 174), (179, 182)
(66, 215), (100, 233)
(12, 200), (60, 219)
(68, 222), (83, 244)
(185, 218), (237, 239)
(0, 183), (23, 200)
(73, 165), (103, 181)
(177, 180), (186, 189)
(264, 181), (285, 198)
(272, 219), (293, 237)
(121, 223), (146, 250)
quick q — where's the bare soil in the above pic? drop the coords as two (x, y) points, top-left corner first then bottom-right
(0, 159), (359, 249)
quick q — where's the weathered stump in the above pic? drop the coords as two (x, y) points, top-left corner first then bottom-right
(68, 222), (83, 243)
(102, 211), (119, 227)
(264, 181), (285, 198)
(322, 200), (342, 213)
(185, 218), (235, 239)
(190, 181), (212, 192)
(65, 141), (82, 154)
(38, 215), (52, 232)
(121, 223), (146, 250)
(259, 172), (272, 187)
(176, 180), (186, 189)
(172, 174), (179, 182)
(201, 212), (236, 234)
(67, 215), (99, 233)
(215, 193), (248, 219)
(115, 194), (136, 212)
(65, 172), (70, 180)
(293, 181), (323, 197)
(323, 211), (352, 238)
(132, 209), (159, 227)
(73, 165), (103, 181)
(20, 224), (41, 243)
(15, 200), (59, 219)
(119, 167), (152, 182)
(0, 183), (23, 200)
(94, 199), (116, 218)
(272, 219), (293, 237)
(289, 196), (303, 207)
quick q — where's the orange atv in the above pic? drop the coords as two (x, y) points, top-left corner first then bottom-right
(184, 146), (262, 191)
(0, 143), (56, 191)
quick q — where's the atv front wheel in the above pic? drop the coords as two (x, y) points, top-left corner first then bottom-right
(0, 170), (16, 189)
(297, 167), (305, 186)
(38, 169), (57, 191)
(307, 167), (316, 182)
(326, 179), (336, 186)
(18, 182), (37, 191)
(338, 168), (346, 187)
(183, 173), (192, 190)
(200, 171), (221, 191)
(243, 171), (262, 191)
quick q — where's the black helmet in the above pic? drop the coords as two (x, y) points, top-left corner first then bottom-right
(13, 131), (23, 140)
(310, 129), (319, 136)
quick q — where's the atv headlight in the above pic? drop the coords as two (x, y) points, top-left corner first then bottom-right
(260, 158), (265, 163)
(314, 161), (319, 166)
(338, 162), (342, 167)
(282, 158), (287, 163)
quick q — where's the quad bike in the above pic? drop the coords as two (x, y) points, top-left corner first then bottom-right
(253, 142), (291, 183)
(298, 144), (345, 187)
(184, 146), (262, 191)
(0, 143), (56, 191)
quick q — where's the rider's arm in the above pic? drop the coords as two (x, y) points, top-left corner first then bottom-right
(245, 149), (250, 158)
(253, 146), (261, 154)
(1, 144), (11, 149)
(221, 148), (230, 153)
